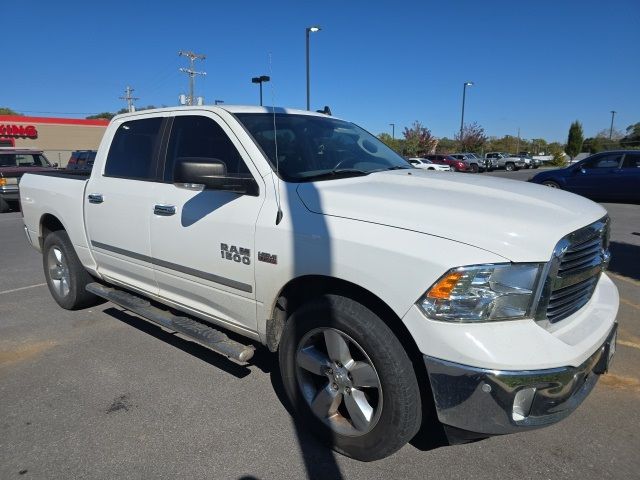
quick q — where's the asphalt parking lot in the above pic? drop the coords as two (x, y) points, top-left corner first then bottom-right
(1, 170), (639, 480)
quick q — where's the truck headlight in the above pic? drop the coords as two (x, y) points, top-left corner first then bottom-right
(418, 264), (543, 322)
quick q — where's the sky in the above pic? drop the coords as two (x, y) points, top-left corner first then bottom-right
(2, 0), (639, 142)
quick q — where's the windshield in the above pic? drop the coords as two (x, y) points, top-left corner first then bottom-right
(235, 113), (410, 181)
(0, 153), (50, 167)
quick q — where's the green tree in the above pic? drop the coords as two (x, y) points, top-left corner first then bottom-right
(620, 122), (640, 149)
(435, 137), (457, 153)
(402, 121), (438, 157)
(565, 121), (584, 159)
(0, 107), (20, 115)
(378, 133), (405, 155)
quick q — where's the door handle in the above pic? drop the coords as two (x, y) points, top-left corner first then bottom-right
(154, 204), (176, 216)
(88, 193), (103, 204)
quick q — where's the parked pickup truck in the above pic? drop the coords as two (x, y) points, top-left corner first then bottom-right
(485, 151), (527, 171)
(20, 106), (619, 461)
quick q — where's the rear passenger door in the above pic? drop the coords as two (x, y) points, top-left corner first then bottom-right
(85, 115), (168, 295)
(618, 152), (640, 200)
(149, 112), (265, 333)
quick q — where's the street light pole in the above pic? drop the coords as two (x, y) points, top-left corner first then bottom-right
(460, 81), (473, 141)
(251, 75), (271, 106)
(609, 110), (617, 140)
(306, 26), (321, 110)
(389, 123), (395, 140)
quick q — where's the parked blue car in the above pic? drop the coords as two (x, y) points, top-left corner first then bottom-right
(529, 150), (640, 202)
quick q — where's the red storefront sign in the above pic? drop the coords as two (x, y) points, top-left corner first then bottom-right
(0, 124), (38, 138)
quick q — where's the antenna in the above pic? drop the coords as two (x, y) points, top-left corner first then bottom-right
(268, 53), (283, 225)
(178, 50), (206, 106)
(119, 86), (139, 112)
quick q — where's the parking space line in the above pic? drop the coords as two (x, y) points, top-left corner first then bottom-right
(0, 283), (47, 295)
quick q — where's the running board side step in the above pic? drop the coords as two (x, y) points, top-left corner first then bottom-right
(86, 282), (255, 363)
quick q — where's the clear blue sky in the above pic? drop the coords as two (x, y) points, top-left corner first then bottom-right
(3, 0), (638, 141)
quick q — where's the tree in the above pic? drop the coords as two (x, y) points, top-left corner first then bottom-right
(565, 121), (584, 159)
(86, 112), (118, 120)
(402, 121), (438, 157)
(455, 122), (487, 152)
(620, 122), (640, 149)
(0, 107), (20, 115)
(435, 137), (457, 153)
(377, 133), (405, 155)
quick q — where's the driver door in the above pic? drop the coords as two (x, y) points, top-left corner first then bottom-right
(149, 113), (265, 333)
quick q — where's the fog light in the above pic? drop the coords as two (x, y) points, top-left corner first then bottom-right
(512, 387), (536, 421)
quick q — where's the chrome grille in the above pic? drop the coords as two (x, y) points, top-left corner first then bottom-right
(537, 217), (610, 324)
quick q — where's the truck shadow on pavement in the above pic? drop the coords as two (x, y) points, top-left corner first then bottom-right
(102, 307), (252, 379)
(608, 241), (640, 282)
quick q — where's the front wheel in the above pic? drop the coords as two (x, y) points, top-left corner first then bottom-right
(505, 162), (515, 171)
(43, 230), (102, 310)
(0, 197), (10, 213)
(470, 163), (479, 173)
(279, 295), (422, 461)
(542, 180), (560, 189)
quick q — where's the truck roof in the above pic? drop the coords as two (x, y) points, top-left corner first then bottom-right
(112, 105), (336, 122)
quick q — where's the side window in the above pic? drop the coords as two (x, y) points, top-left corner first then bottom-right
(582, 153), (623, 169)
(105, 117), (163, 180)
(621, 153), (640, 169)
(164, 115), (251, 182)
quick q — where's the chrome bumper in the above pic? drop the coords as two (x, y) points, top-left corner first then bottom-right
(0, 185), (19, 201)
(424, 324), (617, 435)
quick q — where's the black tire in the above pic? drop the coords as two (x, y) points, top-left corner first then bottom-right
(542, 180), (561, 189)
(505, 162), (515, 171)
(43, 230), (101, 310)
(279, 294), (422, 461)
(469, 163), (479, 173)
(428, 167), (435, 170)
(0, 197), (10, 213)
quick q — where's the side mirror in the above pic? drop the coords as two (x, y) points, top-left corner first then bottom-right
(173, 157), (258, 196)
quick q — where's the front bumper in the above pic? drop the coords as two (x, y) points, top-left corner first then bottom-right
(424, 324), (617, 435)
(0, 185), (19, 201)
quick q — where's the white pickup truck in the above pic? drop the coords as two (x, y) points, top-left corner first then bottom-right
(20, 106), (618, 461)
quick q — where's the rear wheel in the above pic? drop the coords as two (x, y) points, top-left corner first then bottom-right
(279, 294), (422, 461)
(43, 230), (102, 310)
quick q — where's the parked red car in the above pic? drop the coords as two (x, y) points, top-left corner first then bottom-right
(424, 154), (469, 172)
(0, 148), (58, 212)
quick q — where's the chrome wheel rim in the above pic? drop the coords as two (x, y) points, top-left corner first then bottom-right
(295, 328), (383, 437)
(544, 182), (559, 188)
(47, 247), (70, 297)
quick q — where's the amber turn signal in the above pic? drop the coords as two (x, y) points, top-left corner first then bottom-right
(426, 271), (463, 299)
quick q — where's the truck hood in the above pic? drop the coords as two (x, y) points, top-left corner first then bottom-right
(296, 170), (607, 262)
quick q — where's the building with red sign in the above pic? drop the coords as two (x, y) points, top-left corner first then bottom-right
(0, 115), (109, 166)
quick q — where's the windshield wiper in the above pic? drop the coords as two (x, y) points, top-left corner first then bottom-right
(385, 165), (412, 170)
(303, 168), (371, 181)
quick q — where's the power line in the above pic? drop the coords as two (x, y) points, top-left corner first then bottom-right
(178, 51), (206, 106)
(119, 86), (139, 113)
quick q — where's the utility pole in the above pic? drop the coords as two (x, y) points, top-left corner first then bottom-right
(389, 123), (395, 140)
(609, 110), (617, 140)
(516, 127), (521, 154)
(178, 50), (206, 106)
(119, 86), (139, 113)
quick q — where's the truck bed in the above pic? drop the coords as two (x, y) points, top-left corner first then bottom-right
(20, 172), (96, 271)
